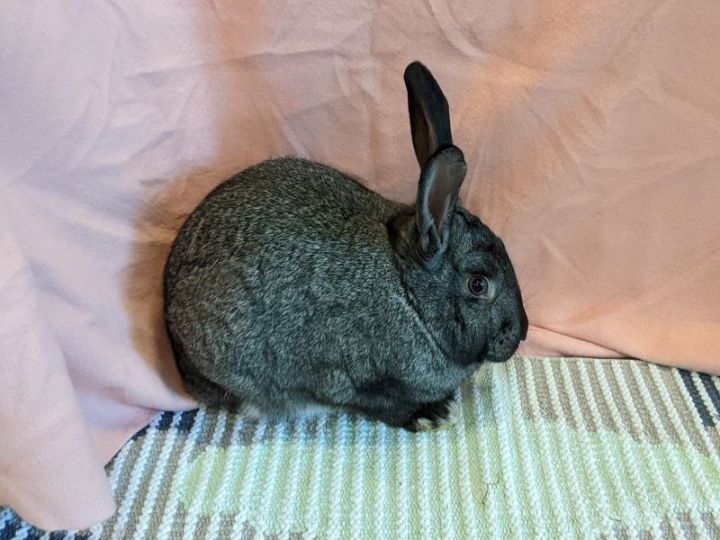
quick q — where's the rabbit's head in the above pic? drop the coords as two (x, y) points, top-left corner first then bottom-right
(389, 62), (528, 365)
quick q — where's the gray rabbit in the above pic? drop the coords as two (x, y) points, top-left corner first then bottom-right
(163, 61), (528, 431)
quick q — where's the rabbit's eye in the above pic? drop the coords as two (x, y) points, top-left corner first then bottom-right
(467, 275), (489, 297)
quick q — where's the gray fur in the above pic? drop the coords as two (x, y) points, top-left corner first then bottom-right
(163, 61), (528, 430)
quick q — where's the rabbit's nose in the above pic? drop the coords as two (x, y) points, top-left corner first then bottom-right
(519, 307), (529, 341)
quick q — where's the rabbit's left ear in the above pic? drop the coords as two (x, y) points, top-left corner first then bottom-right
(404, 61), (454, 167)
(415, 146), (467, 265)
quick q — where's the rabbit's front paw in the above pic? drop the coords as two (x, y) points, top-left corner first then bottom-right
(403, 395), (459, 432)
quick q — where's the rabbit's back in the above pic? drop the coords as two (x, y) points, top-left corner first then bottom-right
(165, 157), (401, 293)
(168, 158), (394, 257)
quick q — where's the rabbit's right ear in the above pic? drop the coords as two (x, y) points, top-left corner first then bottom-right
(404, 61), (454, 167)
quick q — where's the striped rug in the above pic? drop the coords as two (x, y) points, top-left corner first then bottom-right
(2, 356), (720, 539)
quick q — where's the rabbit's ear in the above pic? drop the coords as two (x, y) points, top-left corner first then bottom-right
(404, 61), (453, 167)
(415, 146), (467, 263)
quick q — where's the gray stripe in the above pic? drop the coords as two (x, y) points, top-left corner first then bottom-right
(613, 525), (630, 540)
(117, 426), (168, 538)
(600, 361), (640, 439)
(191, 514), (212, 540)
(641, 366), (685, 447)
(100, 439), (143, 537)
(193, 407), (221, 454)
(530, 358), (559, 422)
(702, 512), (720, 537)
(126, 412), (187, 539)
(675, 511), (699, 539)
(218, 514), (238, 539)
(618, 362), (662, 442)
(239, 521), (257, 540)
(549, 361), (579, 430)
(219, 410), (240, 448)
(512, 357), (535, 421)
(563, 360), (599, 433)
(585, 360), (620, 433)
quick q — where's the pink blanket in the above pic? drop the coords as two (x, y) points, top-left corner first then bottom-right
(2, 0), (719, 530)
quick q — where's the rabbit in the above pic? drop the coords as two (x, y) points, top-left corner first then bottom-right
(163, 61), (528, 431)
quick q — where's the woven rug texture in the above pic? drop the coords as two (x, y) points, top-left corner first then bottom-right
(1, 356), (720, 539)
